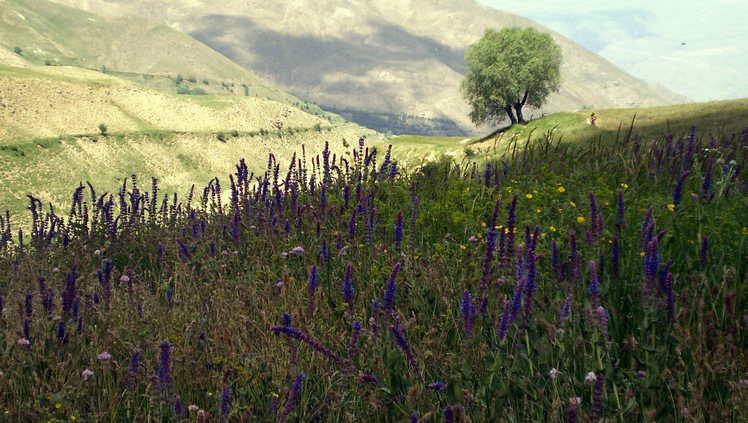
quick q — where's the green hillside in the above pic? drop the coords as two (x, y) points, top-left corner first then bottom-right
(390, 98), (748, 166)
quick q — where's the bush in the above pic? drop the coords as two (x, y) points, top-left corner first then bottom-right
(98, 123), (108, 136)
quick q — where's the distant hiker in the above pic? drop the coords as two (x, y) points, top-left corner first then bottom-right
(590, 113), (596, 126)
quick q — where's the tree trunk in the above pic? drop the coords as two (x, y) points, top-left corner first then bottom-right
(514, 104), (525, 124)
(514, 89), (529, 123)
(505, 105), (518, 125)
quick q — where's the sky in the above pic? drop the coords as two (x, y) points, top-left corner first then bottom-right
(476, 0), (748, 102)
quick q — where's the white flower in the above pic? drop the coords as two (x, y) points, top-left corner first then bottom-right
(119, 275), (130, 283)
(82, 369), (94, 380)
(52, 267), (60, 273)
(289, 246), (305, 254)
(550, 368), (560, 379)
(94, 249), (101, 256)
(584, 372), (597, 384)
(569, 397), (582, 405)
(17, 338), (30, 346)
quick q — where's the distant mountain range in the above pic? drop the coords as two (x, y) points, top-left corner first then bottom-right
(4, 0), (689, 136)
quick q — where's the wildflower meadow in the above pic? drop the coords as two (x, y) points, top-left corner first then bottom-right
(0, 125), (746, 422)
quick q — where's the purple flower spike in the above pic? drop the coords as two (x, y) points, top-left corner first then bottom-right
(220, 386), (231, 420)
(394, 210), (404, 251)
(616, 189), (625, 227)
(700, 235), (708, 270)
(411, 412), (419, 423)
(665, 272), (675, 321)
(461, 289), (477, 340)
(391, 323), (422, 381)
(270, 326), (342, 364)
(590, 373), (605, 421)
(126, 349), (141, 390)
(702, 158), (714, 199)
(278, 373), (305, 423)
(611, 236), (620, 278)
(444, 406), (455, 423)
(567, 406), (579, 423)
(347, 319), (362, 361)
(158, 341), (173, 398)
(307, 266), (319, 318)
(588, 261), (600, 309)
(343, 263), (354, 314)
(673, 171), (691, 207)
(384, 263), (401, 318)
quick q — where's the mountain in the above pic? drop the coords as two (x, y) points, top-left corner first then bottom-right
(44, 0), (689, 136)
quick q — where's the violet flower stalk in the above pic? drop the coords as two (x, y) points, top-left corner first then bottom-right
(394, 210), (404, 251)
(496, 300), (512, 343)
(409, 195), (419, 251)
(444, 406), (455, 423)
(461, 289), (477, 340)
(665, 272), (675, 321)
(505, 195), (517, 263)
(521, 247), (538, 329)
(588, 260), (600, 309)
(391, 323), (423, 381)
(307, 266), (319, 318)
(643, 237), (659, 300)
(590, 373), (605, 421)
(220, 386), (231, 421)
(347, 319), (362, 362)
(616, 189), (625, 228)
(270, 326), (342, 365)
(342, 263), (354, 314)
(383, 263), (401, 318)
(560, 293), (573, 325)
(672, 171), (691, 207)
(126, 349), (142, 391)
(589, 191), (599, 240)
(551, 239), (561, 282)
(611, 236), (620, 278)
(158, 341), (173, 398)
(278, 373), (305, 423)
(702, 158), (714, 199)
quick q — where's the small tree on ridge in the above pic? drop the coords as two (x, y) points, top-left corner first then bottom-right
(461, 27), (562, 126)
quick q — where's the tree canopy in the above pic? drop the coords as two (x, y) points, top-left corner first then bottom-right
(461, 27), (562, 126)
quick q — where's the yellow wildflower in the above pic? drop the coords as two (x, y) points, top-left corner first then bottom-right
(55, 404), (62, 409)
(549, 226), (556, 232)
(526, 194), (533, 199)
(570, 201), (577, 207)
(667, 204), (675, 211)
(536, 209), (541, 213)
(577, 216), (585, 224)
(640, 252), (646, 256)
(481, 222), (487, 227)
(557, 186), (566, 193)
(460, 245), (466, 250)
(621, 183), (629, 188)
(743, 227), (748, 235)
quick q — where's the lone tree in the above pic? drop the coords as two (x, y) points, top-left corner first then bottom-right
(461, 27), (562, 126)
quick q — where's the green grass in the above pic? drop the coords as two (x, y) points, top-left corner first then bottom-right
(390, 98), (748, 167)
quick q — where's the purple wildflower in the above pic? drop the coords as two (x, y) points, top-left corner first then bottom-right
(394, 210), (404, 251)
(57, 321), (65, 344)
(409, 195), (419, 251)
(616, 189), (625, 227)
(383, 263), (401, 318)
(673, 171), (691, 207)
(560, 293), (573, 324)
(589, 191), (599, 239)
(157, 242), (164, 259)
(307, 266), (319, 318)
(126, 349), (141, 390)
(428, 381), (447, 392)
(391, 323), (422, 381)
(496, 300), (512, 343)
(278, 373), (305, 423)
(596, 306), (609, 338)
(348, 209), (358, 240)
(506, 195), (517, 262)
(444, 406), (455, 423)
(158, 341), (173, 398)
(343, 263), (354, 314)
(588, 261), (600, 309)
(643, 238), (659, 299)
(552, 238), (561, 281)
(481, 199), (502, 289)
(522, 247), (538, 329)
(411, 412), (419, 423)
(176, 238), (192, 260)
(590, 373), (605, 421)
(683, 125), (696, 172)
(658, 259), (673, 296)
(567, 406), (579, 423)
(220, 386), (231, 421)
(270, 326), (342, 364)
(347, 319), (362, 361)
(359, 374), (378, 384)
(461, 289), (477, 340)
(702, 158), (714, 199)
(174, 396), (184, 418)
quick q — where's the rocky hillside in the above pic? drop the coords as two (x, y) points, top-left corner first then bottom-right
(45, 0), (689, 136)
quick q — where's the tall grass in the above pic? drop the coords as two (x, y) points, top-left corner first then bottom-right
(0, 125), (746, 422)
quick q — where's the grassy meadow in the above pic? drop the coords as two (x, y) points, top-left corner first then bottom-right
(0, 117), (746, 423)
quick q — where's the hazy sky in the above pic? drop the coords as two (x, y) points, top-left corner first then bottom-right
(475, 0), (748, 102)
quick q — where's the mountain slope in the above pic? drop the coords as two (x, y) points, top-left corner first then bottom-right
(46, 0), (689, 136)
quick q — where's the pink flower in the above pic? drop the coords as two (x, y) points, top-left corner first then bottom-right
(82, 369), (94, 380)
(289, 246), (305, 254)
(468, 236), (478, 242)
(569, 397), (582, 405)
(188, 404), (199, 413)
(119, 275), (130, 283)
(97, 351), (112, 361)
(17, 338), (30, 346)
(584, 372), (597, 384)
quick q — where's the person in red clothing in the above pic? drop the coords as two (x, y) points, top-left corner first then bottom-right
(590, 113), (596, 125)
